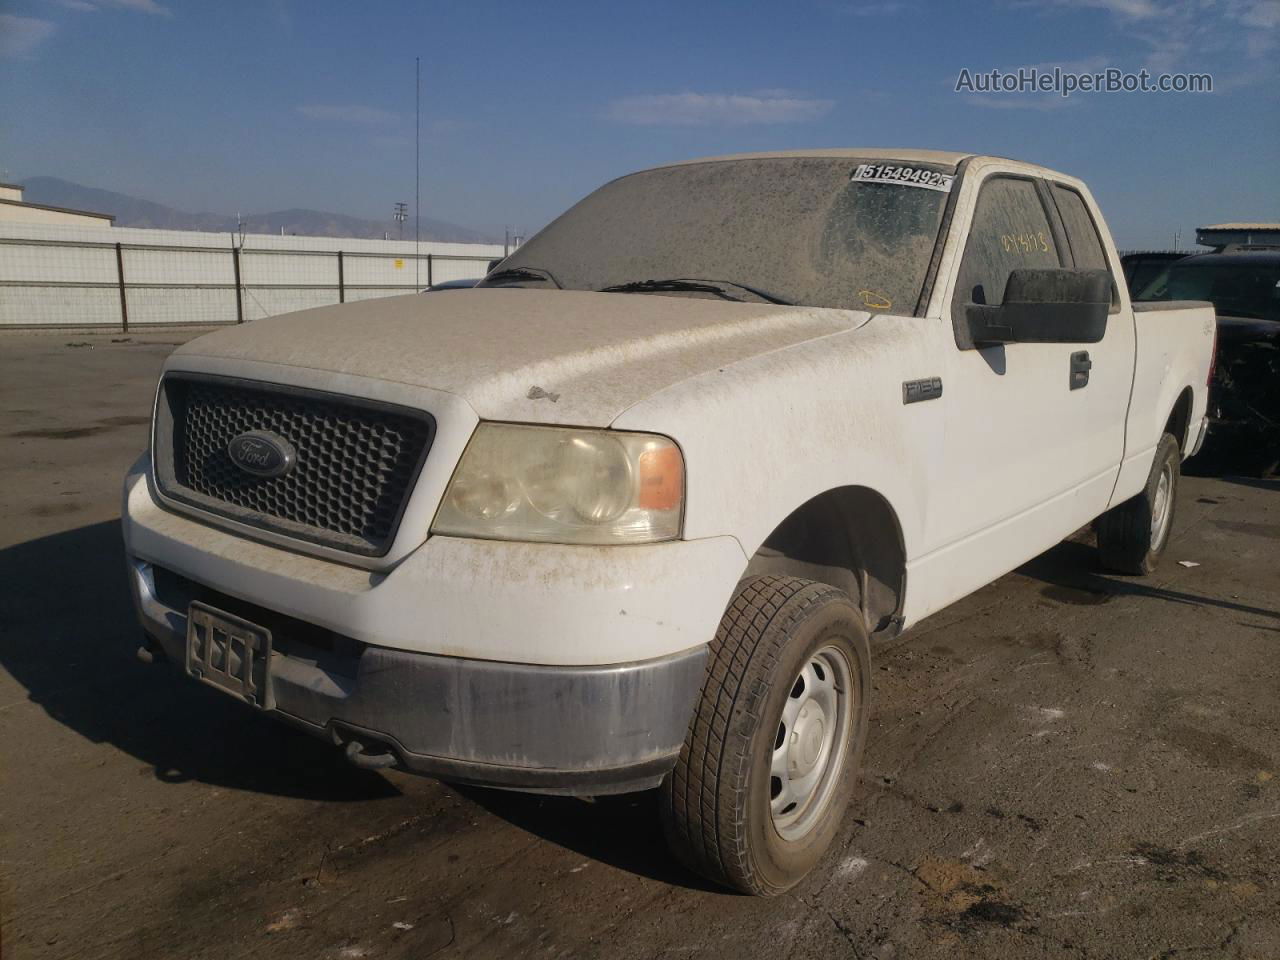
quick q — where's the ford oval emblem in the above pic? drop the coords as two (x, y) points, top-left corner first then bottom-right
(227, 430), (296, 478)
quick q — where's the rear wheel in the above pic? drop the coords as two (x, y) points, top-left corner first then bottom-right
(1097, 432), (1180, 575)
(660, 576), (871, 896)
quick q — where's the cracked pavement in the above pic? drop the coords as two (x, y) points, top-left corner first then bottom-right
(2, 330), (1277, 959)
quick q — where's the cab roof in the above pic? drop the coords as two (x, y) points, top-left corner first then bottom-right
(648, 149), (1078, 182)
(665, 146), (962, 167)
(656, 147), (975, 169)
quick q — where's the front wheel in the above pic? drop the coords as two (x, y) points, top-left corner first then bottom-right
(659, 576), (871, 896)
(1097, 432), (1180, 575)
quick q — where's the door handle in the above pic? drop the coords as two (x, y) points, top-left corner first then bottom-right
(1070, 351), (1092, 390)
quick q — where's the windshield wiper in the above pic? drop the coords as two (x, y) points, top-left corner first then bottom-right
(598, 278), (793, 306)
(481, 266), (562, 288)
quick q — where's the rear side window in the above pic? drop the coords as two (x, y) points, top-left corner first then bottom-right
(953, 176), (1061, 310)
(1127, 257), (1179, 296)
(1051, 185), (1110, 273)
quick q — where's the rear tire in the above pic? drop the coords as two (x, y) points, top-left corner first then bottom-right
(1097, 432), (1180, 575)
(659, 576), (871, 896)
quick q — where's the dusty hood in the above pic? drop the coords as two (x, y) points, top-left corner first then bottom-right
(173, 289), (869, 426)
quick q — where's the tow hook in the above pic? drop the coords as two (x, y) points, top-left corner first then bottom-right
(136, 634), (162, 664)
(343, 739), (399, 770)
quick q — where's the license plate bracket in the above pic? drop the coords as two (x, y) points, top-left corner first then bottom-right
(186, 601), (274, 710)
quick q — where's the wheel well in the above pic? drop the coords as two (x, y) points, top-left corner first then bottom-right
(1165, 387), (1194, 453)
(742, 486), (906, 637)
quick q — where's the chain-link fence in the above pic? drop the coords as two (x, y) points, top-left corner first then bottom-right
(0, 223), (506, 329)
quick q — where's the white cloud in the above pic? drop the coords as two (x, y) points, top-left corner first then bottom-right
(298, 104), (399, 125)
(1012, 55), (1110, 73)
(828, 1), (911, 14)
(1227, 0), (1280, 56)
(1232, 0), (1280, 29)
(1025, 0), (1158, 17)
(108, 0), (172, 13)
(0, 14), (56, 58)
(1019, 0), (1279, 72)
(428, 117), (480, 135)
(56, 0), (172, 14)
(964, 94), (1077, 110)
(1078, 0), (1160, 17)
(608, 92), (834, 126)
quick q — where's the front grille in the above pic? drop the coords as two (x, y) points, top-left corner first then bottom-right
(154, 374), (435, 556)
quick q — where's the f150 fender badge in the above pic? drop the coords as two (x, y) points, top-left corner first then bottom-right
(227, 430), (296, 478)
(902, 377), (943, 404)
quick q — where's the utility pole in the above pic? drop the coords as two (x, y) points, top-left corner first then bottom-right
(415, 56), (421, 289)
(504, 227), (524, 257)
(394, 201), (408, 240)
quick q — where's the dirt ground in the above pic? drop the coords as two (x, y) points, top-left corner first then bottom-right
(1, 329), (1278, 960)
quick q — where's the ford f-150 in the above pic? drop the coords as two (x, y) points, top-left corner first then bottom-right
(123, 149), (1215, 894)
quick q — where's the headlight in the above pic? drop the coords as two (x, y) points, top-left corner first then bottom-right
(432, 423), (684, 544)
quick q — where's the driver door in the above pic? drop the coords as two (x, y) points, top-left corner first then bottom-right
(921, 173), (1129, 609)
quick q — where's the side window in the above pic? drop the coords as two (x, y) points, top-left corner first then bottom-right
(953, 177), (1061, 311)
(1052, 185), (1110, 272)
(1051, 184), (1117, 308)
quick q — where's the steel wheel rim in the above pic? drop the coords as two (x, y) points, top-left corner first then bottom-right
(1150, 462), (1174, 550)
(769, 646), (855, 841)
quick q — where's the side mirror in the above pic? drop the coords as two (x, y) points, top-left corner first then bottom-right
(962, 268), (1110, 348)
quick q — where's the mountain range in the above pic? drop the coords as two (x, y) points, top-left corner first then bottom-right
(19, 177), (495, 243)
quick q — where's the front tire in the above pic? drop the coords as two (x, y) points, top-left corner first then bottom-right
(1097, 432), (1180, 575)
(660, 576), (871, 896)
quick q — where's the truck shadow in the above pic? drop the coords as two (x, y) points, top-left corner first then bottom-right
(1215, 474), (1280, 493)
(1018, 540), (1280, 621)
(0, 519), (398, 801)
(0, 520), (751, 888)
(452, 785), (728, 893)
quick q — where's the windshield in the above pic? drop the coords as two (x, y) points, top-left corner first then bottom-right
(487, 157), (955, 314)
(1136, 259), (1280, 322)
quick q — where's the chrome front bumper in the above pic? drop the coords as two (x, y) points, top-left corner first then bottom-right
(130, 557), (707, 795)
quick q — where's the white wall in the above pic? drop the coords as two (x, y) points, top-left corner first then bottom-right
(0, 221), (507, 328)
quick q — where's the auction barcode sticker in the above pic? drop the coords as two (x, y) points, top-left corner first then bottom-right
(851, 163), (955, 192)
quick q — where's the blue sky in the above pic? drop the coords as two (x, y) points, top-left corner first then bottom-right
(1, 0), (1276, 247)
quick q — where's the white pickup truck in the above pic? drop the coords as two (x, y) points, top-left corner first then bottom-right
(123, 149), (1215, 895)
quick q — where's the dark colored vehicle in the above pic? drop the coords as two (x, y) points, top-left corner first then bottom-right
(1121, 251), (1188, 298)
(421, 260), (507, 291)
(422, 277), (482, 291)
(1136, 251), (1280, 474)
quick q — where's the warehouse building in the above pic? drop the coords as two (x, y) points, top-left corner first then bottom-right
(1, 219), (504, 328)
(1196, 222), (1280, 251)
(0, 182), (114, 227)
